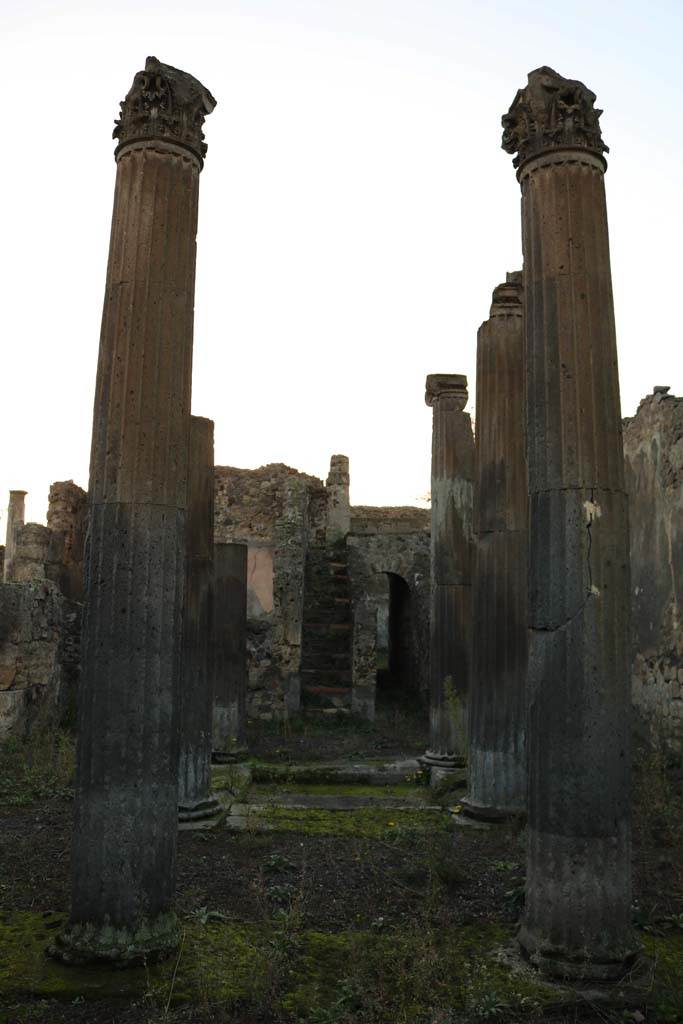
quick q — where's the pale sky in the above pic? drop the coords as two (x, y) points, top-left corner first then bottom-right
(2, 0), (682, 527)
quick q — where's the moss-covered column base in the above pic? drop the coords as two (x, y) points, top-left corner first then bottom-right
(47, 912), (180, 967)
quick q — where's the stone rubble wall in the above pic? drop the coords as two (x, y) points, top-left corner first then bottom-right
(0, 580), (80, 738)
(624, 389), (683, 756)
(214, 463), (327, 720)
(347, 525), (430, 716)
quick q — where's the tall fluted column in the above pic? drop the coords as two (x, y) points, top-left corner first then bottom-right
(502, 67), (635, 978)
(422, 375), (474, 780)
(3, 490), (27, 581)
(178, 416), (222, 827)
(213, 543), (248, 760)
(462, 274), (528, 823)
(51, 58), (215, 965)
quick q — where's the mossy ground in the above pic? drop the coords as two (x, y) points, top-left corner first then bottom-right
(0, 730), (681, 1023)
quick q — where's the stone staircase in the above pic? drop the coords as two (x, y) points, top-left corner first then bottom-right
(299, 541), (353, 711)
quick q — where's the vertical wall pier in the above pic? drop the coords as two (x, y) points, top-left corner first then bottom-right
(461, 274), (528, 823)
(421, 375), (474, 782)
(4, 490), (27, 581)
(502, 67), (636, 979)
(178, 416), (222, 827)
(213, 543), (248, 761)
(50, 58), (215, 965)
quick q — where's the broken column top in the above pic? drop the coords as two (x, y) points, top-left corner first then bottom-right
(490, 272), (523, 318)
(425, 374), (468, 409)
(114, 55), (216, 164)
(501, 66), (608, 170)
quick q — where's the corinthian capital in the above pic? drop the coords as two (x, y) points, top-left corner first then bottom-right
(501, 66), (607, 170)
(114, 56), (216, 163)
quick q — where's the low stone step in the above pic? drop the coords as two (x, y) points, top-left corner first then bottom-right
(249, 793), (439, 810)
(250, 759), (429, 786)
(303, 622), (352, 634)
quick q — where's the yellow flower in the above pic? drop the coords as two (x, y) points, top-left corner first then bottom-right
(450, 805), (462, 814)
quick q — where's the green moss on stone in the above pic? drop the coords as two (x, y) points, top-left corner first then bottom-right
(642, 932), (683, 1021)
(258, 805), (449, 838)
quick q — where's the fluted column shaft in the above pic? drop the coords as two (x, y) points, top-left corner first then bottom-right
(54, 58), (215, 965)
(423, 375), (474, 772)
(4, 490), (27, 581)
(213, 543), (248, 759)
(178, 417), (221, 824)
(502, 67), (635, 979)
(464, 275), (528, 821)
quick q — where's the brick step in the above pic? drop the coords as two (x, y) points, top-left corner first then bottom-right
(301, 668), (352, 686)
(302, 622), (352, 635)
(299, 604), (350, 623)
(301, 685), (352, 709)
(303, 653), (352, 670)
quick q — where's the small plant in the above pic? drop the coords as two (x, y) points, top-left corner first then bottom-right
(264, 852), (297, 875)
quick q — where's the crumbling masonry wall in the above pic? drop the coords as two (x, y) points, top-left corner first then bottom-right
(0, 580), (80, 738)
(0, 481), (86, 737)
(347, 507), (430, 719)
(624, 389), (683, 756)
(214, 463), (326, 719)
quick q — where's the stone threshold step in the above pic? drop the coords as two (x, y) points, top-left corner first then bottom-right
(249, 758), (425, 786)
(247, 793), (439, 810)
(224, 801), (445, 831)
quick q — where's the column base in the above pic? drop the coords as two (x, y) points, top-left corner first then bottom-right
(419, 750), (466, 788)
(47, 911), (179, 967)
(518, 927), (640, 982)
(178, 796), (225, 830)
(458, 796), (524, 825)
(212, 746), (249, 765)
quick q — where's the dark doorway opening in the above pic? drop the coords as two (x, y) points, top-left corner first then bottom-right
(376, 572), (420, 710)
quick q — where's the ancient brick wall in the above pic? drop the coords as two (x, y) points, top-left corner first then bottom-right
(624, 388), (683, 756)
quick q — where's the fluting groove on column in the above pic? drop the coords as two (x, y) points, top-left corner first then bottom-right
(213, 543), (248, 762)
(461, 273), (528, 823)
(502, 67), (636, 980)
(178, 416), (222, 828)
(421, 375), (474, 780)
(50, 58), (215, 966)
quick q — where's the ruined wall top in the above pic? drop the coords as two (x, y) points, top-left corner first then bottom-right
(501, 66), (608, 171)
(425, 374), (468, 410)
(350, 506), (430, 536)
(489, 271), (523, 318)
(326, 455), (350, 487)
(114, 56), (216, 164)
(214, 463), (325, 545)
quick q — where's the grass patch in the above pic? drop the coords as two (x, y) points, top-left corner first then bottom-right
(0, 730), (75, 808)
(256, 805), (449, 839)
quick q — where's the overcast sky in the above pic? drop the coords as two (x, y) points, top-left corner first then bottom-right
(2, 0), (682, 526)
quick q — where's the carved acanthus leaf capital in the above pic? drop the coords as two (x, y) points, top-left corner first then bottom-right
(425, 374), (468, 410)
(501, 67), (608, 170)
(114, 56), (216, 163)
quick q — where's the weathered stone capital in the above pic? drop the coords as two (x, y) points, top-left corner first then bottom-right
(490, 271), (523, 318)
(425, 374), (467, 410)
(502, 67), (608, 172)
(114, 56), (216, 165)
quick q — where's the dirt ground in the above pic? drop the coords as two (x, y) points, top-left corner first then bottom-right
(0, 721), (681, 1024)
